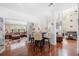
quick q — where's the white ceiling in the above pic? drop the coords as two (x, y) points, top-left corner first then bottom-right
(0, 3), (50, 19)
(0, 3), (78, 24)
(0, 3), (50, 24)
(0, 3), (49, 15)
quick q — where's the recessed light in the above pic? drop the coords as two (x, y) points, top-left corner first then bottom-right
(70, 26), (73, 28)
(70, 19), (72, 22)
(74, 10), (77, 12)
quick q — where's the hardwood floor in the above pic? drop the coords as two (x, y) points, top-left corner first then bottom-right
(0, 38), (78, 56)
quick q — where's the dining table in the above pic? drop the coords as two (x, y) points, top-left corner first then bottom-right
(30, 32), (49, 47)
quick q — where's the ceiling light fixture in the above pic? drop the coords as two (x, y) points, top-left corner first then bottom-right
(48, 3), (53, 7)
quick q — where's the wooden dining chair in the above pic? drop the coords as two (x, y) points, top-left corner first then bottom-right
(43, 33), (50, 49)
(32, 32), (43, 52)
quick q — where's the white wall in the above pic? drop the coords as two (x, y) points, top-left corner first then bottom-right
(62, 7), (78, 32)
(77, 3), (79, 53)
